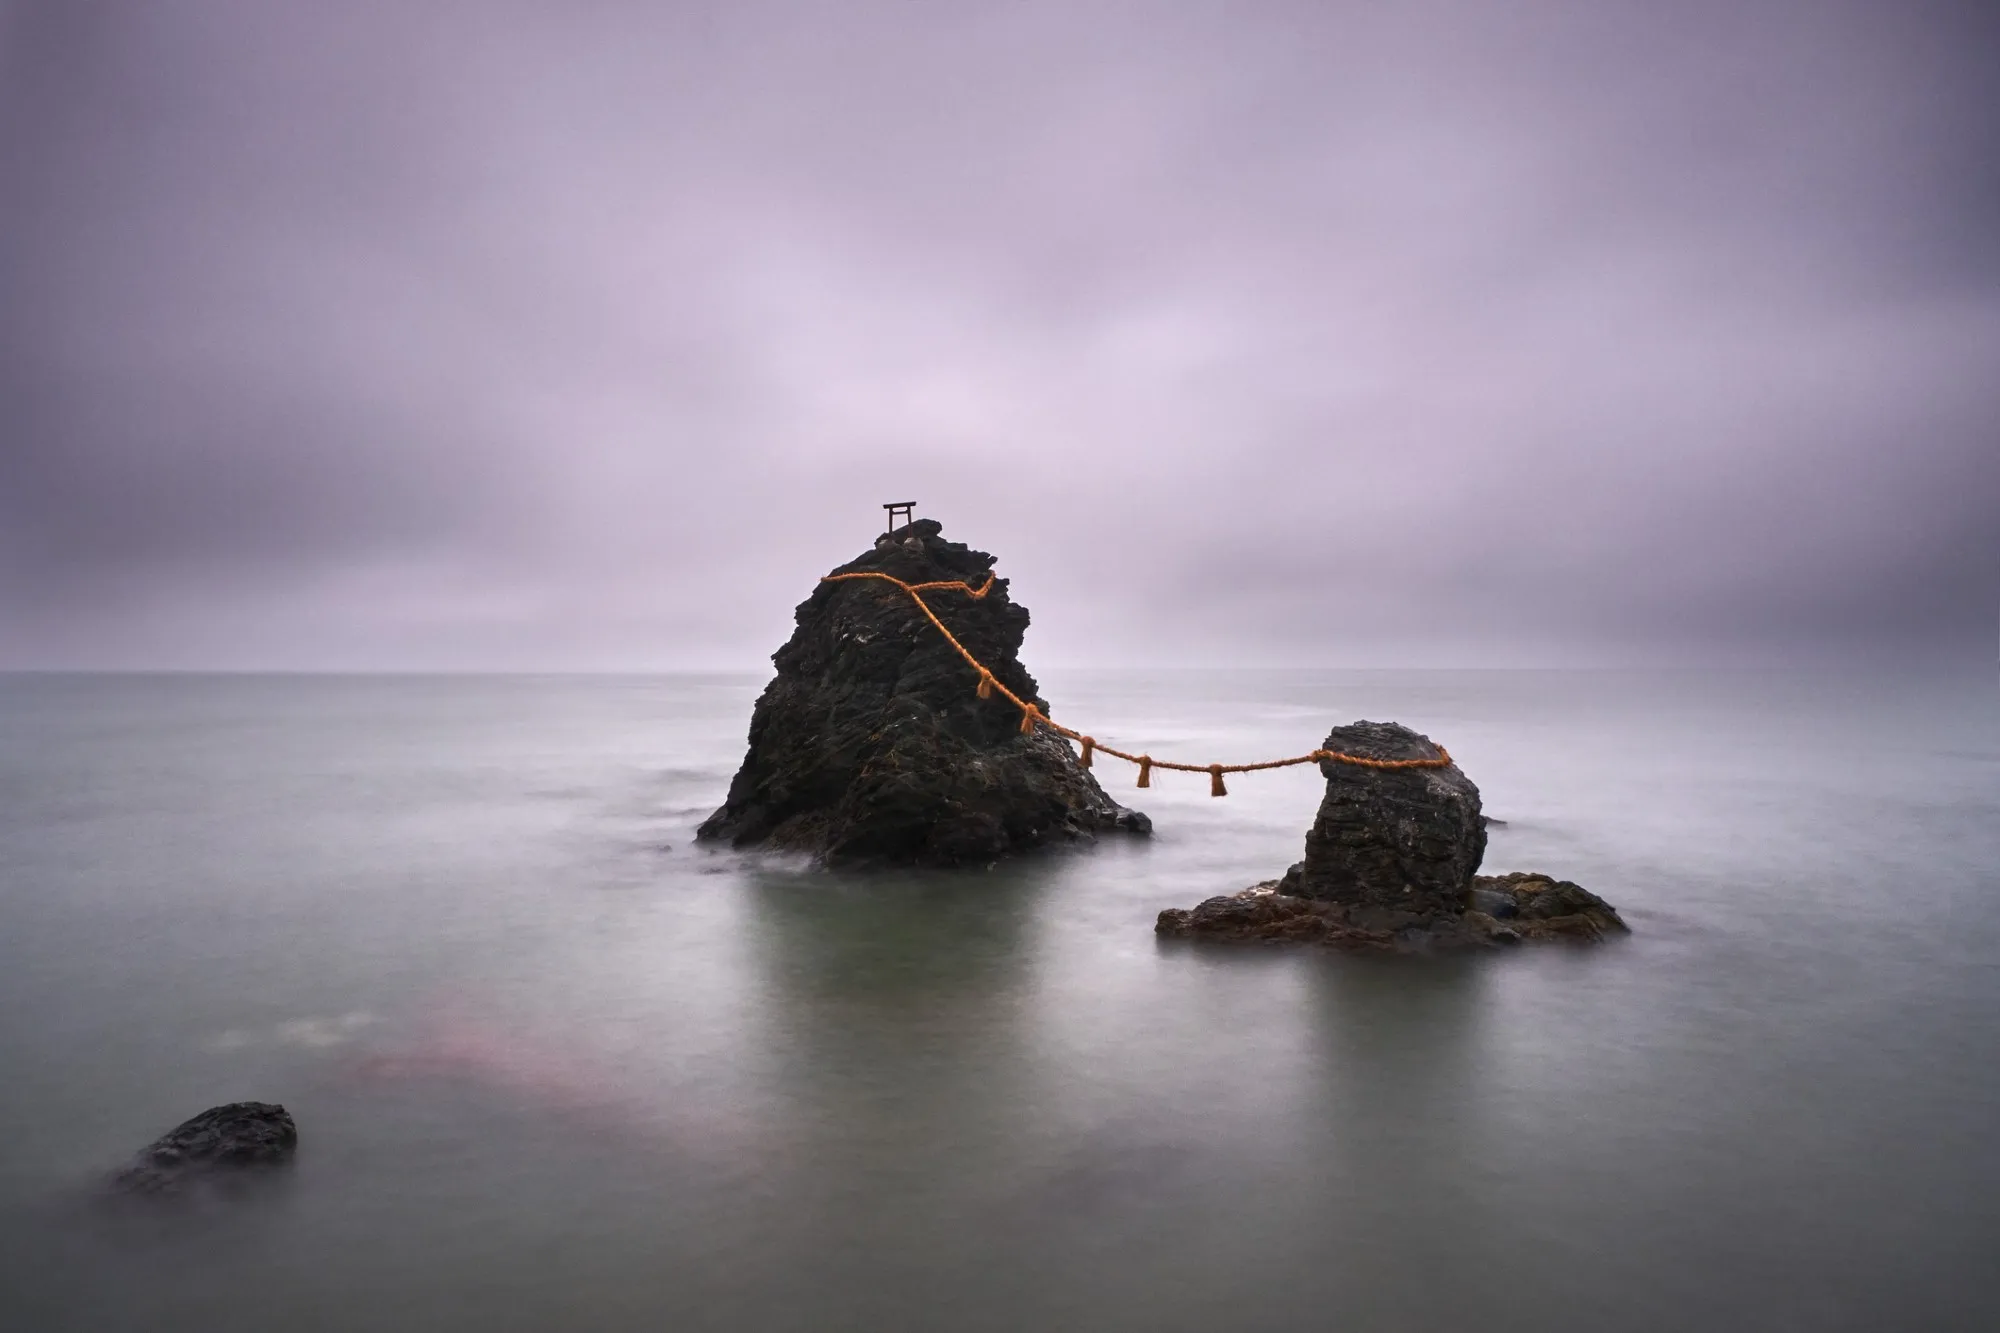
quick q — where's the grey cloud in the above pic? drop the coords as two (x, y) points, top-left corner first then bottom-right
(2, 0), (1995, 668)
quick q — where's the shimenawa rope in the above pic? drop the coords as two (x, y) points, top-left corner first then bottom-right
(818, 569), (1453, 796)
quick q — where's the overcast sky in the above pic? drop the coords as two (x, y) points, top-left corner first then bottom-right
(2, 0), (1995, 670)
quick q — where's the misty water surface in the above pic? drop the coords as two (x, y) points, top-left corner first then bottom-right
(1, 670), (1995, 1331)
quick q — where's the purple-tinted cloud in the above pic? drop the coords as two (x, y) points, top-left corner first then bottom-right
(2, 0), (1995, 668)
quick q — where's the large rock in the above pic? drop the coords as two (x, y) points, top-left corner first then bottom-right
(698, 520), (1147, 867)
(112, 1102), (298, 1194)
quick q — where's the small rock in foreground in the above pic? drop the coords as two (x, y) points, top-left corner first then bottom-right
(112, 1101), (298, 1194)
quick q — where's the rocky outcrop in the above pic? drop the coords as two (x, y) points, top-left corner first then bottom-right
(1464, 872), (1628, 940)
(698, 520), (1148, 867)
(112, 1102), (298, 1194)
(1155, 885), (1403, 950)
(1157, 873), (1627, 950)
(1156, 720), (1625, 951)
(1278, 721), (1485, 915)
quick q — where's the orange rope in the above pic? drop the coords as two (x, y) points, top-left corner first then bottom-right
(819, 569), (1455, 794)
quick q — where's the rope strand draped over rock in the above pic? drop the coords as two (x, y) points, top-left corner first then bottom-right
(818, 569), (1455, 795)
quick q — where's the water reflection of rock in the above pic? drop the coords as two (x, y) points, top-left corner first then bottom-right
(1282, 957), (1504, 1318)
(741, 862), (1053, 1009)
(733, 862), (1067, 1277)
(735, 860), (1345, 1327)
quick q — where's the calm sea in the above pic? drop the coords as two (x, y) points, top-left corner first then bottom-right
(1, 669), (1995, 1331)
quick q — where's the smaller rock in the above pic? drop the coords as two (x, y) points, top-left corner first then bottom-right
(1468, 887), (1519, 919)
(113, 1102), (298, 1194)
(1111, 806), (1153, 835)
(1290, 720), (1484, 914)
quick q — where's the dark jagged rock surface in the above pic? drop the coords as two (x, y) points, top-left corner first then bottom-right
(1463, 872), (1629, 940)
(698, 520), (1148, 867)
(1157, 720), (1626, 952)
(1157, 873), (1628, 951)
(112, 1102), (298, 1194)
(1279, 721), (1485, 915)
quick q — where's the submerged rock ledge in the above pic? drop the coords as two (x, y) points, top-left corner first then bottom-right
(1156, 872), (1628, 952)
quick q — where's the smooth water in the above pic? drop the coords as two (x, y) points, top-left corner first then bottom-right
(1, 670), (1995, 1331)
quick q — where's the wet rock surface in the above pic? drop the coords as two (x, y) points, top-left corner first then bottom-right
(1157, 873), (1627, 952)
(1468, 871), (1629, 939)
(1155, 884), (1402, 951)
(698, 521), (1147, 867)
(1279, 721), (1485, 915)
(112, 1102), (298, 1194)
(1157, 721), (1625, 952)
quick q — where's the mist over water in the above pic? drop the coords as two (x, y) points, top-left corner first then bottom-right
(1, 669), (1996, 1330)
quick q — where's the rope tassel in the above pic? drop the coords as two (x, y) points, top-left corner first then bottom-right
(1209, 764), (1227, 797)
(1079, 736), (1095, 768)
(1136, 756), (1152, 788)
(976, 670), (993, 699)
(1019, 705), (1038, 735)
